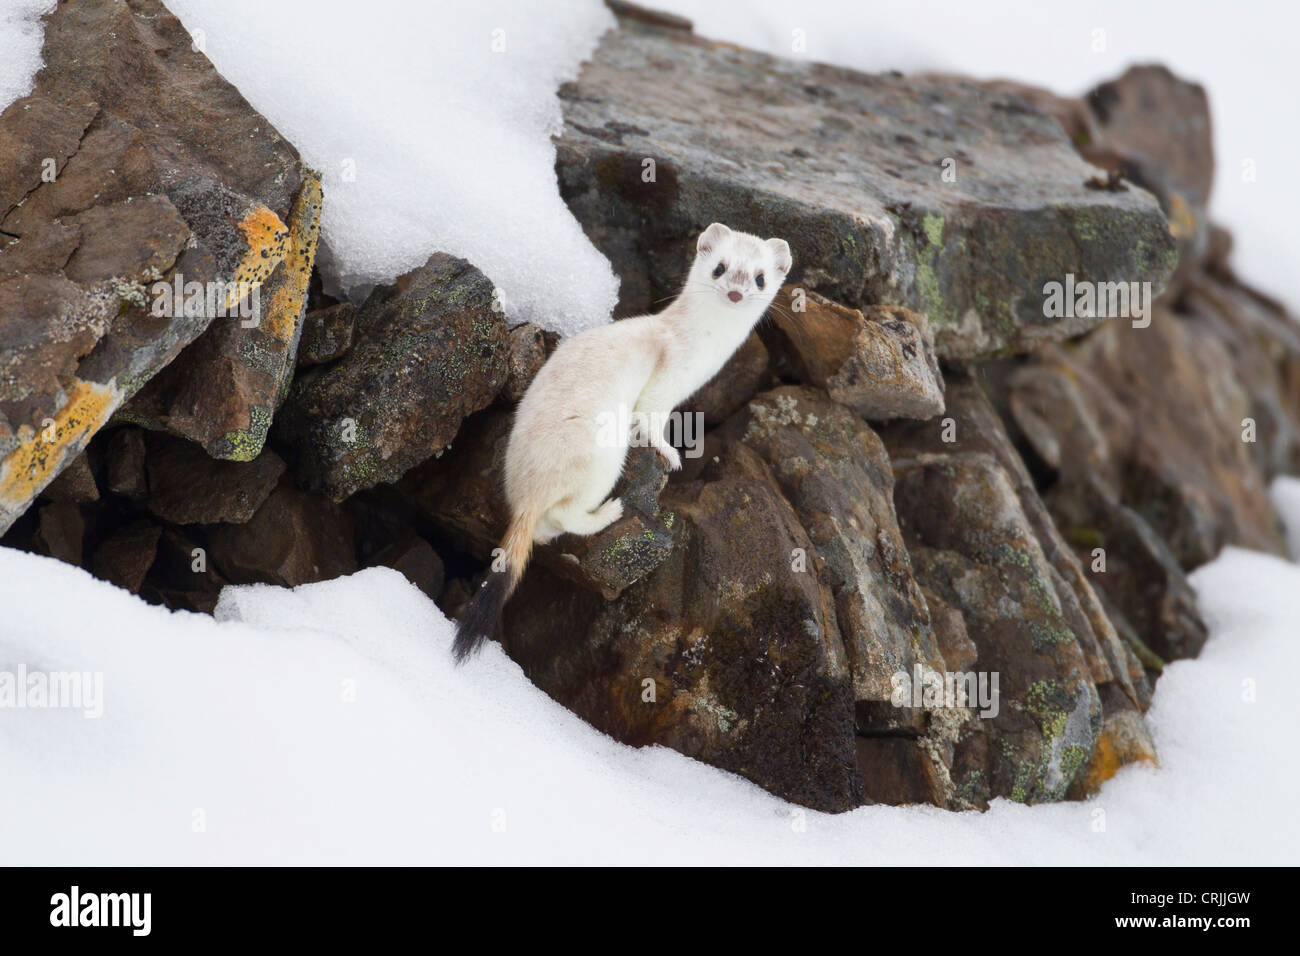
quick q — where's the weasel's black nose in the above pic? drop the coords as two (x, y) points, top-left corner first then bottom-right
(727, 291), (743, 303)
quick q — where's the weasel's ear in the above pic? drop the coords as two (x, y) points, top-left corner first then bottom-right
(767, 238), (792, 276)
(697, 222), (731, 256)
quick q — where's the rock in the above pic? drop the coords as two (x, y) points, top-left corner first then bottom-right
(1086, 65), (1214, 206)
(890, 451), (1102, 804)
(883, 374), (1149, 713)
(208, 479), (357, 588)
(297, 302), (357, 367)
(501, 323), (548, 402)
(503, 441), (863, 812)
(369, 532), (445, 601)
(718, 386), (944, 733)
(105, 428), (148, 499)
(92, 520), (162, 593)
(35, 501), (86, 566)
(767, 290), (943, 420)
(42, 452), (98, 504)
(123, 174), (324, 460)
(145, 526), (228, 613)
(1008, 313), (1285, 569)
(682, 331), (769, 427)
(0, 0), (317, 532)
(275, 254), (508, 501)
(145, 433), (285, 525)
(555, 12), (1176, 361)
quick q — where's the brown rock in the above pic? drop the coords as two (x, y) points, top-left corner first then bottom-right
(145, 433), (286, 525)
(370, 532), (445, 601)
(767, 290), (944, 421)
(208, 480), (356, 588)
(105, 427), (148, 499)
(0, 0), (316, 531)
(502, 323), (548, 402)
(35, 500), (86, 566)
(93, 520), (162, 593)
(42, 452), (99, 504)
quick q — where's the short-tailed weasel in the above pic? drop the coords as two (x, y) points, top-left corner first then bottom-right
(452, 223), (792, 661)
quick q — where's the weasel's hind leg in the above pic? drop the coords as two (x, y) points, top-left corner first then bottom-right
(546, 497), (624, 538)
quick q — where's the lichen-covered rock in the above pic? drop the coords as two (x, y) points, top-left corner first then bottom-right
(555, 10), (1176, 361)
(720, 387), (943, 731)
(0, 0), (315, 531)
(123, 173), (324, 461)
(298, 302), (357, 368)
(503, 441), (863, 812)
(890, 451), (1102, 804)
(275, 254), (508, 501)
(767, 290), (943, 420)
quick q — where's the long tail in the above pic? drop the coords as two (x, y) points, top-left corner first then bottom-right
(451, 506), (539, 663)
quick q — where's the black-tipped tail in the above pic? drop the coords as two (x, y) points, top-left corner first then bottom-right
(453, 570), (511, 663)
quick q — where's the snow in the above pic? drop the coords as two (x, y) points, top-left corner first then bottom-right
(2, 479), (1299, 864)
(0, 1), (55, 112)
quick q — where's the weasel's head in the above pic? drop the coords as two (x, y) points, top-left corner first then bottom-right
(688, 223), (791, 315)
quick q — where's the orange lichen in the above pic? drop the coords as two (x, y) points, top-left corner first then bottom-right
(230, 203), (290, 299)
(263, 172), (323, 342)
(0, 380), (118, 528)
(1077, 714), (1159, 794)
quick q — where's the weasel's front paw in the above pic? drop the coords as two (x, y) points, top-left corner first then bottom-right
(655, 444), (682, 471)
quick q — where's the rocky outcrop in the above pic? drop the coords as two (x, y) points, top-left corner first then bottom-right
(0, 0), (318, 532)
(3, 1), (1296, 816)
(554, 11), (1176, 360)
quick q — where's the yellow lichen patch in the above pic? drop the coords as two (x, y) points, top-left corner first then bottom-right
(1166, 193), (1198, 241)
(0, 379), (119, 531)
(262, 172), (323, 342)
(229, 203), (291, 303)
(1076, 711), (1159, 795)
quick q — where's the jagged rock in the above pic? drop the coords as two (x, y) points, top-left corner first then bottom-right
(92, 520), (162, 593)
(144, 433), (285, 525)
(502, 323), (548, 402)
(1008, 313), (1285, 569)
(42, 452), (98, 504)
(0, 0), (316, 532)
(555, 11), (1176, 361)
(369, 531), (445, 601)
(123, 173), (324, 460)
(208, 480), (356, 588)
(105, 427), (148, 499)
(503, 441), (863, 812)
(1086, 65), (1214, 207)
(719, 387), (943, 733)
(890, 451), (1102, 804)
(767, 290), (943, 420)
(275, 254), (508, 501)
(682, 331), (770, 427)
(297, 301), (357, 367)
(35, 500), (85, 566)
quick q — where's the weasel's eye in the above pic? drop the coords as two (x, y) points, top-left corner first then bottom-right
(712, 262), (726, 279)
(755, 272), (765, 290)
